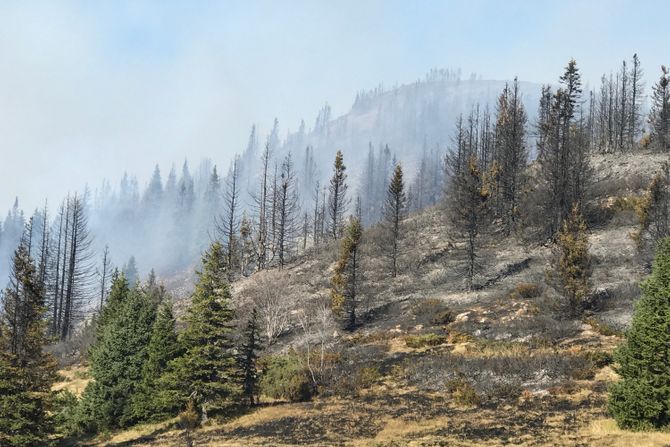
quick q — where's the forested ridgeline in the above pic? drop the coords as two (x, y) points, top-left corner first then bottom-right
(1, 56), (670, 445)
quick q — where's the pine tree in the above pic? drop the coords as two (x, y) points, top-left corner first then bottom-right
(276, 153), (301, 268)
(537, 59), (592, 238)
(0, 242), (58, 447)
(447, 155), (493, 290)
(80, 276), (157, 430)
(327, 151), (349, 239)
(237, 308), (262, 406)
(649, 66), (670, 152)
(609, 237), (670, 430)
(219, 156), (240, 278)
(123, 255), (139, 286)
(330, 217), (363, 330)
(633, 163), (670, 260)
(163, 241), (239, 419)
(553, 205), (591, 316)
(382, 164), (406, 277)
(629, 54), (644, 149)
(495, 79), (528, 234)
(131, 301), (182, 422)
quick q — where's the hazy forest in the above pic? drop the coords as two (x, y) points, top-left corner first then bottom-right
(2, 2), (670, 446)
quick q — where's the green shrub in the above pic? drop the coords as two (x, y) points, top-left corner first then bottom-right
(53, 390), (84, 438)
(259, 354), (313, 402)
(404, 333), (448, 349)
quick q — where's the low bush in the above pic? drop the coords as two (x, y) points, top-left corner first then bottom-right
(584, 316), (622, 337)
(583, 350), (614, 368)
(431, 309), (455, 325)
(511, 282), (541, 299)
(404, 333), (448, 349)
(445, 378), (480, 407)
(53, 390), (84, 438)
(259, 353), (313, 402)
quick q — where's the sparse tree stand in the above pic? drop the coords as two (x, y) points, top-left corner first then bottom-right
(382, 164), (407, 277)
(330, 217), (363, 330)
(553, 205), (591, 317)
(609, 237), (670, 430)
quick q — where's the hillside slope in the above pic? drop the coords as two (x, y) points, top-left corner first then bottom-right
(59, 150), (670, 446)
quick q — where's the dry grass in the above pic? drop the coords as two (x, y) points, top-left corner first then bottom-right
(53, 365), (90, 396)
(584, 419), (670, 447)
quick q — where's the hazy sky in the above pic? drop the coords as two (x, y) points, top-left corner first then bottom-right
(0, 0), (667, 213)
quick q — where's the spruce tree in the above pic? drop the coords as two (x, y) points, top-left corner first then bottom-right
(331, 217), (363, 330)
(382, 164), (406, 277)
(609, 237), (670, 430)
(0, 243), (58, 447)
(327, 151), (349, 239)
(553, 205), (591, 316)
(238, 308), (262, 405)
(649, 65), (670, 152)
(81, 279), (157, 430)
(163, 241), (239, 419)
(447, 155), (493, 290)
(131, 301), (182, 422)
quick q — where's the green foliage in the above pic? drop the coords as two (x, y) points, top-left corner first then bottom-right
(553, 205), (592, 316)
(79, 277), (157, 431)
(633, 164), (670, 255)
(130, 301), (182, 422)
(0, 243), (58, 447)
(258, 354), (313, 402)
(52, 390), (85, 438)
(330, 217), (363, 330)
(161, 241), (239, 411)
(609, 237), (670, 430)
(404, 333), (449, 349)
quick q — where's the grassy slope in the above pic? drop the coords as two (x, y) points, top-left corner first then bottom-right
(56, 150), (670, 446)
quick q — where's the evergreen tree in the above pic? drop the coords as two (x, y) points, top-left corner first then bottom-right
(537, 59), (592, 238)
(495, 79), (528, 234)
(633, 163), (670, 261)
(327, 151), (349, 239)
(131, 301), (181, 422)
(382, 164), (406, 277)
(553, 205), (591, 316)
(447, 155), (493, 290)
(629, 54), (644, 149)
(122, 255), (139, 286)
(0, 242), (58, 447)
(163, 241), (239, 419)
(80, 277), (156, 430)
(609, 237), (670, 430)
(276, 153), (301, 268)
(330, 217), (363, 330)
(237, 308), (262, 406)
(649, 65), (670, 152)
